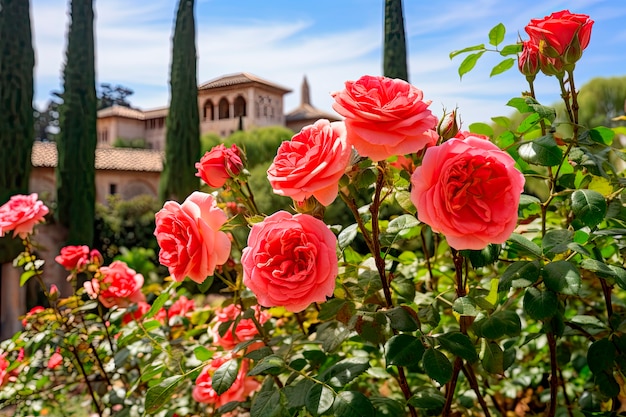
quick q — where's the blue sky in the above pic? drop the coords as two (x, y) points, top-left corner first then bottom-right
(31, 0), (626, 126)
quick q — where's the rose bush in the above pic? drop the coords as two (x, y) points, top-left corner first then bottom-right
(84, 260), (146, 308)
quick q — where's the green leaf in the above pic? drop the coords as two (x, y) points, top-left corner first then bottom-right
(458, 51), (485, 79)
(252, 389), (285, 417)
(468, 122), (493, 137)
(490, 58), (514, 77)
(408, 387), (446, 414)
(437, 332), (478, 363)
(466, 244), (501, 268)
(384, 334), (425, 368)
(500, 43), (523, 56)
(507, 97), (532, 113)
(193, 346), (213, 362)
(320, 357), (370, 388)
(385, 306), (419, 332)
(449, 43), (485, 59)
(387, 214), (419, 234)
(477, 311), (522, 340)
(488, 23), (505, 46)
(590, 126), (615, 146)
(19, 270), (38, 286)
(507, 233), (543, 257)
(498, 261), (541, 291)
(284, 379), (314, 409)
(332, 391), (375, 417)
(571, 189), (607, 228)
(212, 359), (239, 395)
(523, 288), (558, 321)
(518, 135), (563, 166)
(542, 261), (582, 295)
(587, 338), (616, 373)
(596, 371), (620, 398)
(248, 354), (285, 376)
(338, 224), (358, 250)
(306, 384), (335, 416)
(197, 275), (214, 293)
(422, 349), (452, 385)
(144, 375), (184, 414)
(145, 281), (181, 319)
(491, 116), (512, 129)
(516, 113), (541, 134)
(542, 229), (574, 254)
(482, 341), (504, 374)
(453, 296), (479, 316)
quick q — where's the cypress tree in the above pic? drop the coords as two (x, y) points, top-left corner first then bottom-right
(383, 0), (409, 81)
(56, 0), (97, 246)
(159, 0), (200, 203)
(0, 0), (35, 262)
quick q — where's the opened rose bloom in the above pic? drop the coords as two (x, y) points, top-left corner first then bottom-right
(331, 75), (438, 161)
(84, 260), (146, 308)
(242, 211), (338, 312)
(267, 119), (351, 206)
(0, 193), (49, 239)
(410, 135), (525, 250)
(193, 356), (259, 407)
(196, 144), (244, 188)
(211, 304), (270, 350)
(154, 192), (231, 283)
(0, 354), (9, 388)
(55, 245), (90, 271)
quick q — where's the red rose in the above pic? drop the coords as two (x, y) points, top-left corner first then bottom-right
(211, 304), (270, 350)
(154, 192), (231, 284)
(242, 211), (338, 312)
(331, 75), (438, 161)
(410, 136), (525, 250)
(192, 357), (260, 407)
(525, 10), (593, 68)
(47, 348), (63, 370)
(22, 305), (45, 327)
(55, 245), (90, 271)
(0, 193), (49, 239)
(85, 261), (145, 308)
(518, 40), (540, 79)
(268, 119), (351, 206)
(196, 144), (244, 188)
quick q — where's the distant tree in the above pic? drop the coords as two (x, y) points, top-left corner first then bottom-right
(383, 0), (409, 81)
(576, 76), (626, 128)
(56, 0), (97, 246)
(34, 99), (60, 142)
(97, 83), (134, 110)
(159, 0), (200, 202)
(0, 0), (36, 262)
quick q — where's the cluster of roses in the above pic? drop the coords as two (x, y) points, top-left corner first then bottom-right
(518, 10), (593, 79)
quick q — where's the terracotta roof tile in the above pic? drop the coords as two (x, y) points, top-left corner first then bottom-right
(198, 72), (291, 93)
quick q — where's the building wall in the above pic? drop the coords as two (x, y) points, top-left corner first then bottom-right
(116, 118), (146, 144)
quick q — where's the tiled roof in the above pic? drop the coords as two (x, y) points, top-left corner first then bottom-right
(285, 103), (341, 123)
(32, 142), (164, 172)
(198, 72), (292, 94)
(97, 105), (146, 120)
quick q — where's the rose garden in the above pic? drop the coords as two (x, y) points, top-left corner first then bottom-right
(1, 7), (626, 417)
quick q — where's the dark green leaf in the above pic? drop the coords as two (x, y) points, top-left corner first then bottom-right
(478, 311), (522, 340)
(306, 383), (335, 416)
(523, 288), (558, 321)
(542, 229), (574, 254)
(516, 113), (541, 134)
(197, 275), (214, 293)
(580, 259), (615, 278)
(518, 135), (563, 166)
(588, 338), (616, 374)
(145, 281), (181, 319)
(385, 306), (419, 332)
(498, 260), (541, 291)
(354, 312), (387, 345)
(384, 334), (425, 368)
(488, 23), (505, 46)
(590, 127), (615, 146)
(422, 349), (452, 385)
(490, 58), (514, 77)
(437, 332), (478, 363)
(482, 341), (504, 374)
(284, 379), (314, 409)
(212, 359), (239, 395)
(145, 375), (184, 414)
(507, 233), (543, 257)
(248, 354), (285, 376)
(458, 51), (485, 79)
(332, 391), (375, 417)
(320, 357), (370, 388)
(542, 261), (581, 295)
(596, 371), (620, 398)
(338, 224), (358, 250)
(387, 214), (419, 234)
(449, 44), (485, 59)
(408, 387), (446, 414)
(251, 389), (285, 417)
(453, 296), (479, 316)
(571, 189), (607, 228)
(466, 244), (501, 268)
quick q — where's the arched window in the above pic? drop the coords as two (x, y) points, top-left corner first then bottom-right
(218, 97), (230, 119)
(203, 99), (215, 121)
(234, 96), (247, 118)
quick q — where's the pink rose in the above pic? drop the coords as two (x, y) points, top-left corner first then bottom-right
(154, 192), (231, 283)
(55, 245), (90, 271)
(196, 144), (244, 188)
(211, 304), (270, 350)
(525, 10), (593, 66)
(331, 75), (438, 161)
(267, 119), (351, 206)
(410, 136), (525, 250)
(47, 348), (63, 370)
(242, 211), (338, 312)
(0, 193), (49, 239)
(193, 357), (259, 407)
(167, 295), (196, 325)
(0, 354), (9, 388)
(85, 261), (146, 308)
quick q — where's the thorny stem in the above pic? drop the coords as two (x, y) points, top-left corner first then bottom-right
(420, 228), (435, 291)
(546, 332), (558, 417)
(461, 363), (492, 417)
